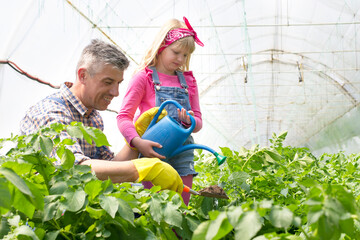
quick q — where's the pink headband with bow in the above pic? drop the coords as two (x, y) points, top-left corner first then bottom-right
(158, 17), (204, 54)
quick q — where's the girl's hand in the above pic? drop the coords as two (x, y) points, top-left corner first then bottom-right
(131, 137), (166, 159)
(177, 108), (194, 125)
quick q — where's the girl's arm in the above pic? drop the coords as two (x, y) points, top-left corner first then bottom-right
(187, 72), (202, 133)
(117, 73), (146, 146)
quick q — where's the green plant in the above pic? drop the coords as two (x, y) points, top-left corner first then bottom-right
(2, 126), (360, 239)
(0, 123), (191, 239)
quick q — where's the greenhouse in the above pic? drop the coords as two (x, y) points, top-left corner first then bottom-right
(1, 0), (360, 239)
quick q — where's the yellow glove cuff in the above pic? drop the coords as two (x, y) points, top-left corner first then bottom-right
(132, 158), (183, 194)
(135, 107), (167, 137)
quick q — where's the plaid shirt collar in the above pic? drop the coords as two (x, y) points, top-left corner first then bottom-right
(61, 82), (93, 117)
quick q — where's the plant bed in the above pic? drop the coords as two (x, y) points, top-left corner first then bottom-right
(1, 127), (360, 239)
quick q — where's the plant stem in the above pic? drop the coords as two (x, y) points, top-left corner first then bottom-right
(50, 219), (72, 240)
(299, 226), (311, 240)
(241, 153), (256, 171)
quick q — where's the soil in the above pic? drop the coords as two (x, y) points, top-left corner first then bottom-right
(198, 185), (229, 199)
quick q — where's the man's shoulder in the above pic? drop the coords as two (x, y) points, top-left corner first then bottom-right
(22, 92), (71, 122)
(34, 92), (69, 112)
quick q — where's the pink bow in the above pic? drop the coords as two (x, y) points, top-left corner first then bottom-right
(183, 17), (204, 47)
(158, 16), (204, 53)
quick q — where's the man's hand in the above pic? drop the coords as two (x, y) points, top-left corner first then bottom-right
(131, 158), (183, 194)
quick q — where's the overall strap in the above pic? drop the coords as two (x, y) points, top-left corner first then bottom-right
(149, 66), (161, 85)
(47, 96), (66, 105)
(175, 70), (188, 90)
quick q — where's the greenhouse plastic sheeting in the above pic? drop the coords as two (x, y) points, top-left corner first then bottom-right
(0, 0), (359, 155)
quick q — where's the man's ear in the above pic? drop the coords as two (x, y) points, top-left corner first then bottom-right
(77, 68), (87, 84)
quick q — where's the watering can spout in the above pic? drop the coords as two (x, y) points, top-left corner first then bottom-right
(171, 144), (227, 165)
(213, 152), (227, 165)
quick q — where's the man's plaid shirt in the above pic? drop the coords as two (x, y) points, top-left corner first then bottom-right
(20, 82), (114, 164)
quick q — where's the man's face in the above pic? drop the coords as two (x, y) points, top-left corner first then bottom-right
(82, 64), (124, 111)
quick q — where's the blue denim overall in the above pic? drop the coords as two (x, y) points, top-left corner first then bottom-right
(149, 66), (197, 176)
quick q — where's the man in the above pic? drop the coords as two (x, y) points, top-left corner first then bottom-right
(20, 39), (183, 193)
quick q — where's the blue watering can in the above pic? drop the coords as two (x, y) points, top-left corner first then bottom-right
(141, 100), (226, 165)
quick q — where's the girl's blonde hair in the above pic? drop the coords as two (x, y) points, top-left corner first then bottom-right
(135, 18), (196, 74)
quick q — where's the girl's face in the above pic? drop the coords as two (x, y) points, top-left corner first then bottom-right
(156, 43), (190, 75)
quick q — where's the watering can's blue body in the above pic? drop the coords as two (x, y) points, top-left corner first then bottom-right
(141, 100), (226, 165)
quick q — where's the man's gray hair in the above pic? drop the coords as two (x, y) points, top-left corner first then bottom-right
(77, 39), (130, 76)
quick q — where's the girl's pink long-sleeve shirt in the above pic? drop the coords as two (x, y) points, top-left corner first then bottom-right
(117, 67), (202, 145)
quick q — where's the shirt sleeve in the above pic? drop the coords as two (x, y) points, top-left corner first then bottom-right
(46, 110), (93, 164)
(21, 101), (93, 164)
(117, 71), (148, 145)
(185, 71), (203, 133)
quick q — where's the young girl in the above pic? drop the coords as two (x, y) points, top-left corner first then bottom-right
(117, 17), (203, 205)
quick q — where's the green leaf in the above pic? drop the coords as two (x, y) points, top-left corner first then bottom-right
(43, 202), (59, 222)
(59, 148), (75, 169)
(62, 188), (86, 212)
(49, 181), (68, 195)
(117, 198), (135, 224)
(45, 230), (60, 240)
(0, 179), (11, 209)
(66, 125), (83, 139)
(234, 211), (262, 240)
(0, 167), (33, 197)
(263, 149), (282, 162)
(21, 155), (40, 164)
(50, 122), (64, 132)
(269, 206), (293, 229)
(149, 197), (163, 223)
(249, 155), (263, 170)
(87, 128), (110, 147)
(85, 180), (102, 201)
(192, 221), (211, 240)
(163, 203), (183, 228)
(339, 218), (355, 238)
(25, 179), (45, 210)
(99, 195), (119, 218)
(86, 205), (106, 219)
(323, 197), (345, 227)
(228, 171), (249, 185)
(298, 178), (317, 188)
(0, 216), (11, 239)
(14, 225), (39, 240)
(34, 228), (46, 240)
(280, 188), (289, 197)
(81, 129), (93, 145)
(298, 155), (314, 165)
(61, 138), (76, 145)
(317, 215), (341, 240)
(12, 189), (35, 218)
(226, 206), (243, 227)
(2, 161), (33, 175)
(185, 215), (201, 232)
(206, 212), (233, 240)
(101, 179), (114, 194)
(219, 147), (233, 157)
(40, 135), (53, 156)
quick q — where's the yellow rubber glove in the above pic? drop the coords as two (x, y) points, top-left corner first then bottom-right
(132, 158), (183, 194)
(125, 107), (167, 150)
(135, 107), (167, 137)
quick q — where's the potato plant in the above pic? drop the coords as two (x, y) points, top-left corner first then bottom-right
(0, 125), (360, 239)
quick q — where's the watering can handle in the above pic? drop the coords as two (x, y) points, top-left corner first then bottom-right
(146, 100), (196, 132)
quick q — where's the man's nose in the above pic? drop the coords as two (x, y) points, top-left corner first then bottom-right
(110, 85), (119, 97)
